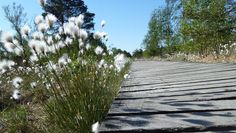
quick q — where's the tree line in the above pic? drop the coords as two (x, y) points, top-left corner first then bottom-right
(134, 0), (236, 58)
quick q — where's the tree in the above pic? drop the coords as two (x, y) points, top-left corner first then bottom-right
(180, 0), (236, 56)
(2, 3), (28, 64)
(132, 49), (143, 58)
(161, 0), (176, 53)
(42, 0), (95, 30)
(111, 48), (132, 58)
(3, 2), (27, 46)
(142, 9), (163, 57)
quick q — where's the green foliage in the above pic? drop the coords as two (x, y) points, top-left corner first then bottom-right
(180, 0), (235, 55)
(142, 0), (179, 57)
(1, 106), (33, 133)
(139, 0), (236, 58)
(142, 9), (163, 57)
(132, 49), (143, 58)
(44, 61), (129, 132)
(111, 47), (132, 58)
(42, 0), (95, 30)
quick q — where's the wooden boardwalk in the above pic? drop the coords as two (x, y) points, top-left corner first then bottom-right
(99, 61), (236, 132)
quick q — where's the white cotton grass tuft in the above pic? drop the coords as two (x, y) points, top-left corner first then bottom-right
(79, 29), (88, 40)
(3, 42), (15, 52)
(95, 46), (103, 55)
(32, 31), (44, 40)
(86, 43), (91, 50)
(47, 36), (53, 45)
(11, 89), (21, 100)
(12, 77), (23, 88)
(75, 14), (84, 27)
(93, 31), (107, 40)
(101, 20), (106, 27)
(30, 82), (37, 89)
(114, 54), (127, 72)
(28, 40), (48, 54)
(0, 60), (15, 73)
(63, 22), (78, 37)
(68, 17), (76, 23)
(35, 15), (44, 25)
(21, 25), (31, 37)
(92, 122), (99, 133)
(124, 74), (129, 79)
(109, 50), (113, 55)
(37, 22), (49, 33)
(93, 31), (102, 40)
(47, 61), (57, 70)
(13, 45), (24, 56)
(98, 59), (106, 68)
(65, 37), (73, 46)
(58, 53), (71, 67)
(30, 53), (39, 62)
(1, 32), (13, 43)
(46, 14), (57, 27)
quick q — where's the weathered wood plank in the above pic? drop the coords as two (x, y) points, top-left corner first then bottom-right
(109, 100), (236, 114)
(100, 110), (236, 132)
(120, 79), (236, 93)
(118, 86), (236, 100)
(124, 72), (236, 87)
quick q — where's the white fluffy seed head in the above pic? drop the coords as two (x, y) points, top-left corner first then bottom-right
(3, 42), (15, 52)
(101, 20), (106, 27)
(95, 46), (103, 55)
(1, 32), (13, 43)
(79, 29), (88, 40)
(38, 23), (49, 33)
(93, 31), (107, 40)
(124, 74), (129, 79)
(30, 54), (39, 62)
(13, 45), (24, 56)
(35, 15), (44, 25)
(86, 43), (91, 50)
(28, 40), (48, 54)
(93, 32), (102, 40)
(75, 14), (84, 27)
(20, 25), (31, 37)
(58, 53), (70, 67)
(12, 89), (21, 100)
(92, 122), (99, 133)
(32, 31), (44, 40)
(30, 82), (37, 88)
(46, 14), (57, 27)
(47, 36), (53, 45)
(12, 77), (23, 88)
(0, 60), (15, 73)
(114, 54), (127, 72)
(65, 37), (73, 46)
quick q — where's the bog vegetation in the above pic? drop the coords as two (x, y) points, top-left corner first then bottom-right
(133, 0), (236, 61)
(0, 0), (129, 132)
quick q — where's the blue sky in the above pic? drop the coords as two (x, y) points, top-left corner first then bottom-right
(0, 0), (165, 53)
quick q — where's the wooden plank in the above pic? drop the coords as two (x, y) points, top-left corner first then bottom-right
(109, 100), (236, 114)
(130, 65), (236, 78)
(99, 110), (236, 132)
(120, 79), (236, 93)
(118, 86), (236, 100)
(124, 72), (236, 87)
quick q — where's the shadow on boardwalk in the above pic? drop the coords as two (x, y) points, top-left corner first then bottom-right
(99, 61), (236, 132)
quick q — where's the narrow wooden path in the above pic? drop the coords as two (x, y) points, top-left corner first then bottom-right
(99, 61), (236, 132)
